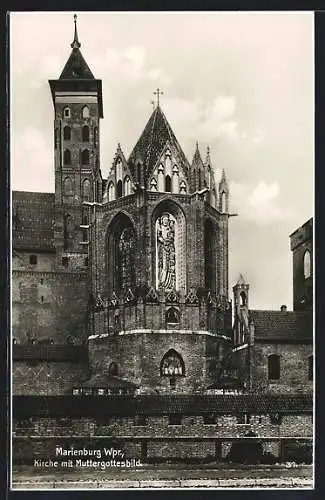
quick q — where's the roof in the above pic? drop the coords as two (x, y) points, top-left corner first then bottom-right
(13, 394), (313, 417)
(128, 105), (190, 182)
(59, 48), (95, 80)
(13, 191), (55, 251)
(81, 374), (138, 389)
(250, 310), (313, 342)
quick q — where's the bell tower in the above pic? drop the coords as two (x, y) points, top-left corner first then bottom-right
(233, 274), (249, 346)
(49, 15), (103, 269)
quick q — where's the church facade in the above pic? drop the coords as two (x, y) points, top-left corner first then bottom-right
(12, 18), (313, 466)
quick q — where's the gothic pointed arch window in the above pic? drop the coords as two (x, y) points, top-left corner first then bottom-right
(124, 176), (131, 196)
(304, 250), (311, 279)
(81, 149), (89, 165)
(108, 182), (115, 201)
(107, 214), (136, 293)
(165, 175), (172, 192)
(240, 291), (247, 306)
(63, 149), (71, 165)
(63, 177), (73, 197)
(82, 125), (90, 142)
(166, 306), (180, 324)
(82, 105), (90, 119)
(204, 218), (216, 293)
(160, 349), (185, 377)
(63, 126), (71, 141)
(117, 227), (136, 290)
(82, 179), (91, 202)
(117, 180), (123, 198)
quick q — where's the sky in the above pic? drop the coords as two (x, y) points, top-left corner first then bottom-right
(10, 11), (314, 310)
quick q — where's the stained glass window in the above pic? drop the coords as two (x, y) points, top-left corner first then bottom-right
(118, 227), (135, 290)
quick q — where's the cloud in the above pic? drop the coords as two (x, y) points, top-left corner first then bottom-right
(12, 127), (53, 192)
(229, 180), (292, 226)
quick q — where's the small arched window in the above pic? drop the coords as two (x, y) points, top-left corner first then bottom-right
(108, 182), (115, 202)
(268, 354), (280, 380)
(166, 307), (180, 324)
(304, 250), (311, 279)
(82, 126), (89, 142)
(63, 177), (73, 196)
(63, 107), (70, 119)
(165, 175), (172, 192)
(108, 362), (118, 376)
(63, 149), (71, 165)
(221, 192), (227, 213)
(82, 106), (90, 119)
(54, 129), (58, 149)
(82, 179), (91, 201)
(117, 180), (122, 198)
(308, 355), (313, 381)
(124, 176), (131, 196)
(240, 291), (247, 306)
(81, 149), (89, 165)
(160, 349), (185, 377)
(63, 126), (71, 141)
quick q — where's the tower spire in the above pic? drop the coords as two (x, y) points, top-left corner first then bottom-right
(205, 146), (211, 166)
(71, 14), (81, 49)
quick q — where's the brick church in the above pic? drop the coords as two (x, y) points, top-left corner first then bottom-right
(12, 17), (313, 464)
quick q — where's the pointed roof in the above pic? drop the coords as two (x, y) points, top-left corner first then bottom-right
(192, 142), (204, 168)
(128, 105), (190, 181)
(236, 274), (247, 286)
(59, 15), (95, 80)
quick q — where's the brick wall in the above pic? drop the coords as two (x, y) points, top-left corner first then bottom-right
(12, 362), (89, 395)
(89, 331), (225, 393)
(253, 343), (313, 394)
(12, 270), (88, 344)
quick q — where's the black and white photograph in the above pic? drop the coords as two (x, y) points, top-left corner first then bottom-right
(10, 11), (314, 489)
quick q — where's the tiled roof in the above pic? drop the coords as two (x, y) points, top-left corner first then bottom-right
(13, 191), (55, 251)
(59, 48), (95, 80)
(13, 394), (312, 417)
(250, 310), (313, 342)
(128, 105), (190, 181)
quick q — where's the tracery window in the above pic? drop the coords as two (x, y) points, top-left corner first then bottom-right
(117, 180), (122, 198)
(117, 227), (136, 290)
(204, 219), (216, 293)
(166, 306), (180, 324)
(160, 349), (185, 377)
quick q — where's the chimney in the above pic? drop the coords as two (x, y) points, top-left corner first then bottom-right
(280, 305), (287, 312)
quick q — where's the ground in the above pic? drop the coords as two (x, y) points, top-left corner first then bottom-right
(12, 464), (313, 489)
